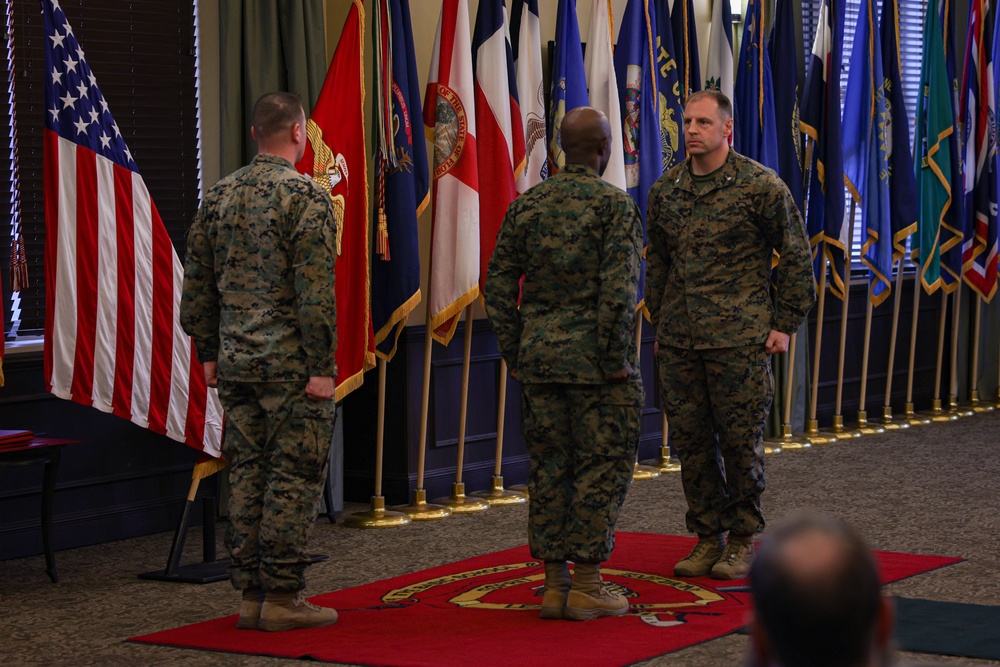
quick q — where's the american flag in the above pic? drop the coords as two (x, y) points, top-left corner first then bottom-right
(41, 0), (222, 458)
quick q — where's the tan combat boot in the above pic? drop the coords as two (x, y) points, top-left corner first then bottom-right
(710, 534), (755, 579)
(258, 590), (338, 632)
(674, 535), (727, 577)
(539, 561), (572, 620)
(236, 587), (265, 630)
(563, 563), (629, 621)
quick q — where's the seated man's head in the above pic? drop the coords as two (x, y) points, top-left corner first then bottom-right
(748, 513), (894, 667)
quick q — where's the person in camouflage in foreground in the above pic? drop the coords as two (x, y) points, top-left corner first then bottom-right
(485, 106), (643, 622)
(180, 92), (339, 632)
(646, 91), (815, 581)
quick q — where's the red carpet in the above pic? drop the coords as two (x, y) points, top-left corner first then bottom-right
(129, 533), (961, 667)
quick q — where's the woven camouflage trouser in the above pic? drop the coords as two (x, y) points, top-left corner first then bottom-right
(657, 345), (773, 537)
(218, 380), (335, 592)
(521, 383), (640, 562)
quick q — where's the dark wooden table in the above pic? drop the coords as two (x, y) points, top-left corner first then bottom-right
(0, 437), (80, 582)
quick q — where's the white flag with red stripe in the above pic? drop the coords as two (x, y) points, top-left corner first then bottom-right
(473, 0), (525, 296)
(41, 0), (222, 457)
(423, 0), (480, 345)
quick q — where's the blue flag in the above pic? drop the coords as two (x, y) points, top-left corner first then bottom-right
(549, 0), (589, 173)
(373, 0), (429, 360)
(914, 0), (959, 294)
(879, 0), (919, 262)
(843, 0), (893, 306)
(671, 0), (701, 100)
(653, 0), (685, 171)
(768, 0), (804, 212)
(800, 0), (846, 296)
(733, 0), (779, 171)
(616, 0), (663, 220)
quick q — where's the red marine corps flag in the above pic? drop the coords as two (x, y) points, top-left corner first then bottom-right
(296, 0), (376, 399)
(41, 0), (222, 459)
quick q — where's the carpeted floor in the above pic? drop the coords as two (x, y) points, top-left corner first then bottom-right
(2, 410), (999, 666)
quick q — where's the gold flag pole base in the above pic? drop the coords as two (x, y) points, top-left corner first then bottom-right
(470, 475), (528, 505)
(431, 482), (490, 514)
(391, 488), (453, 521)
(961, 390), (994, 413)
(879, 406), (910, 430)
(946, 395), (975, 418)
(811, 415), (862, 440)
(902, 402), (932, 426)
(640, 446), (683, 472)
(850, 410), (887, 436)
(764, 424), (809, 451)
(918, 399), (960, 422)
(508, 483), (529, 497)
(801, 420), (840, 445)
(343, 496), (412, 529)
(632, 461), (661, 480)
(995, 387), (1000, 409)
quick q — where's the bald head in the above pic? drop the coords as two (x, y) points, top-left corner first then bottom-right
(750, 514), (885, 667)
(561, 106), (612, 174)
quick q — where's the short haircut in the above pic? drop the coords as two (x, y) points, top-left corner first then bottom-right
(252, 92), (304, 142)
(685, 90), (733, 120)
(750, 514), (882, 667)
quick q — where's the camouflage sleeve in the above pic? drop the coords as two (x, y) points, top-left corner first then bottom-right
(484, 205), (524, 372)
(180, 206), (221, 364)
(291, 189), (339, 378)
(597, 195), (642, 374)
(644, 184), (669, 333)
(761, 177), (817, 333)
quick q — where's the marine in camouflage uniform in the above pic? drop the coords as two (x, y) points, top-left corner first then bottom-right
(484, 143), (643, 567)
(646, 92), (814, 576)
(180, 96), (338, 600)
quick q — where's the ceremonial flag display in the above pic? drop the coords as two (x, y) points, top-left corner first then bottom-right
(938, 0), (967, 291)
(585, 0), (627, 190)
(549, 0), (588, 173)
(914, 0), (960, 293)
(41, 0), (222, 457)
(705, 0), (735, 105)
(671, 0), (702, 101)
(372, 0), (429, 361)
(616, 0), (663, 219)
(473, 0), (525, 296)
(800, 0), (846, 293)
(653, 0), (686, 172)
(510, 0), (548, 192)
(768, 0), (804, 211)
(879, 0), (919, 261)
(733, 0), (779, 170)
(960, 0), (998, 301)
(843, 0), (893, 306)
(297, 0), (375, 399)
(424, 0), (480, 345)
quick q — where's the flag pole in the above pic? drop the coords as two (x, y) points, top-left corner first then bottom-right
(345, 359), (412, 528)
(879, 257), (910, 428)
(470, 358), (528, 504)
(764, 329), (808, 450)
(965, 296), (993, 412)
(850, 288), (886, 434)
(918, 291), (957, 421)
(632, 316), (661, 480)
(823, 200), (863, 438)
(432, 305), (490, 512)
(641, 409), (683, 471)
(903, 272), (932, 424)
(392, 297), (452, 520)
(946, 285), (975, 417)
(801, 139), (837, 445)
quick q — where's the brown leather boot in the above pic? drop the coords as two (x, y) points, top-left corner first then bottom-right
(563, 563), (628, 621)
(674, 535), (727, 577)
(539, 561), (572, 620)
(259, 590), (338, 632)
(710, 534), (755, 579)
(236, 587), (265, 630)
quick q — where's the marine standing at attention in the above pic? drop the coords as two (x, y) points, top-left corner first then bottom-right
(485, 106), (644, 621)
(181, 92), (340, 632)
(646, 90), (815, 580)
